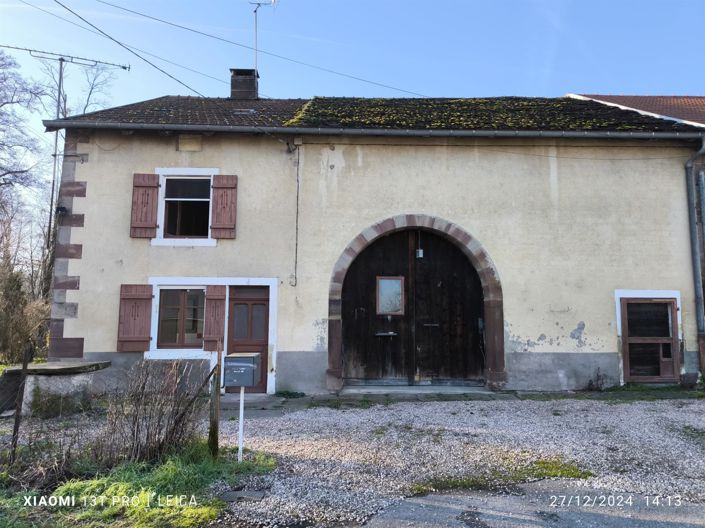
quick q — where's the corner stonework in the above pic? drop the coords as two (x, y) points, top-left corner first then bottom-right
(49, 130), (88, 360)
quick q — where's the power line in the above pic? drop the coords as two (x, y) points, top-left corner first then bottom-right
(1, 42), (130, 249)
(52, 0), (288, 145)
(52, 0), (206, 96)
(94, 0), (429, 97)
(18, 0), (234, 89)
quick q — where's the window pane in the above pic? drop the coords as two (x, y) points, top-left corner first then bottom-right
(627, 303), (671, 337)
(629, 343), (661, 377)
(183, 290), (204, 346)
(158, 290), (182, 345)
(662, 343), (672, 359)
(158, 289), (205, 347)
(252, 304), (267, 339)
(158, 311), (179, 344)
(164, 201), (209, 238)
(234, 304), (249, 339)
(378, 278), (403, 314)
(164, 200), (179, 236)
(165, 179), (210, 199)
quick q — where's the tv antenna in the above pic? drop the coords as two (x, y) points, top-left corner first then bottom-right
(249, 0), (277, 71)
(0, 44), (129, 249)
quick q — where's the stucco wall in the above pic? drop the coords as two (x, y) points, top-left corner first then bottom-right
(62, 131), (698, 390)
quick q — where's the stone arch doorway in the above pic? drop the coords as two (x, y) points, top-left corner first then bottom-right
(327, 214), (505, 391)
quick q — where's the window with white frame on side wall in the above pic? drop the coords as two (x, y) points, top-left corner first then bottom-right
(614, 289), (682, 383)
(128, 167), (238, 246)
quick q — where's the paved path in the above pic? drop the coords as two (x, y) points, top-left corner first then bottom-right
(367, 480), (705, 528)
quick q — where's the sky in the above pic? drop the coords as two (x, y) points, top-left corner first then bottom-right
(2, 0), (705, 128)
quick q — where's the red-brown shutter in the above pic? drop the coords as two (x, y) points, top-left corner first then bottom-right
(117, 284), (153, 352)
(203, 285), (226, 351)
(211, 175), (237, 239)
(130, 173), (159, 238)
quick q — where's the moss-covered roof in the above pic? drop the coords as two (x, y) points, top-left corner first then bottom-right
(46, 95), (702, 133)
(283, 96), (698, 131)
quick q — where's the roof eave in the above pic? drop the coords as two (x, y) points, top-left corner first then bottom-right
(42, 119), (705, 139)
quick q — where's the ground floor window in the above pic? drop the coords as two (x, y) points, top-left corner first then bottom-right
(620, 297), (679, 382)
(157, 288), (205, 348)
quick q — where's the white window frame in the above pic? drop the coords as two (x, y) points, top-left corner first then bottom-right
(614, 289), (682, 339)
(151, 167), (219, 247)
(146, 276), (279, 394)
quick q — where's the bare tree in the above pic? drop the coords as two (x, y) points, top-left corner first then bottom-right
(0, 188), (49, 363)
(0, 51), (46, 188)
(80, 64), (116, 114)
(39, 60), (115, 118)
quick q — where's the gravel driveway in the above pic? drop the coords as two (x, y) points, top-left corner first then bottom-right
(216, 398), (705, 527)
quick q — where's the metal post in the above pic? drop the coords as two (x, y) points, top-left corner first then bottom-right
(238, 385), (245, 462)
(46, 58), (64, 249)
(253, 4), (258, 71)
(208, 362), (220, 458)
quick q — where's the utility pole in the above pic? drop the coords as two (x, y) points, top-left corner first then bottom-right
(0, 45), (129, 249)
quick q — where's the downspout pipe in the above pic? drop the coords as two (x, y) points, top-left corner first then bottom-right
(685, 138), (705, 377)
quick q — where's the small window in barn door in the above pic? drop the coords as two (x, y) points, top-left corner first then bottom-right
(376, 276), (404, 315)
(157, 289), (205, 348)
(621, 298), (679, 382)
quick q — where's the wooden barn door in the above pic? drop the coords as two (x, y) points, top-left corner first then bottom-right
(227, 286), (269, 393)
(413, 231), (483, 383)
(342, 230), (483, 385)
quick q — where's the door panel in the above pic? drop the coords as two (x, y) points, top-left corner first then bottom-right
(342, 229), (483, 384)
(342, 231), (410, 382)
(227, 286), (269, 393)
(414, 231), (483, 382)
(621, 298), (679, 383)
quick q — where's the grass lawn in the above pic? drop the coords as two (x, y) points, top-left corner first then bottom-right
(0, 441), (275, 528)
(409, 457), (594, 496)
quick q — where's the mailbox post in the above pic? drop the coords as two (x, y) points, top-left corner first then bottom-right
(224, 353), (261, 462)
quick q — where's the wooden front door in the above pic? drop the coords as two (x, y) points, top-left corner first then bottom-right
(227, 286), (269, 393)
(342, 230), (484, 385)
(621, 298), (680, 383)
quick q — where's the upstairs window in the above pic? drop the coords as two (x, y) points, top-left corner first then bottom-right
(130, 169), (237, 245)
(164, 178), (210, 238)
(157, 288), (205, 348)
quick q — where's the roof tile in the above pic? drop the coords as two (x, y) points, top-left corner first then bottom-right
(580, 95), (705, 126)
(49, 95), (701, 133)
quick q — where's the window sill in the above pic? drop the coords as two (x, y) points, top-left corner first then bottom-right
(150, 238), (217, 247)
(145, 349), (214, 360)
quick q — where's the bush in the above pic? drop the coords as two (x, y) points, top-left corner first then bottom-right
(93, 360), (211, 467)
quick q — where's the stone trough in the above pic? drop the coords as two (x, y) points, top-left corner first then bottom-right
(1, 361), (110, 416)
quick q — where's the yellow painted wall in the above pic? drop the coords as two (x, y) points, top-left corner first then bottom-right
(64, 132), (696, 362)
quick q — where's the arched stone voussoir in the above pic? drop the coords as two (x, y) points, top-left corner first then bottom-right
(327, 214), (505, 391)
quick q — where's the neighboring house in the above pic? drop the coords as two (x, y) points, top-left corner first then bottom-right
(43, 69), (705, 394)
(569, 94), (705, 128)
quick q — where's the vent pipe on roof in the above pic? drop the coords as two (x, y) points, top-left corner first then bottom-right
(230, 68), (259, 100)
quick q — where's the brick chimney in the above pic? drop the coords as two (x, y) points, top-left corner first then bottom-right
(230, 68), (259, 99)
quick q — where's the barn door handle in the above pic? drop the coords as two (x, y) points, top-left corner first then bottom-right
(375, 331), (397, 337)
(423, 323), (440, 327)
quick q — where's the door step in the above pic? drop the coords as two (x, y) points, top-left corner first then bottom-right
(339, 385), (493, 395)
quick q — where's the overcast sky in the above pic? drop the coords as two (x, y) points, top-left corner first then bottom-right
(2, 0), (704, 119)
